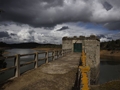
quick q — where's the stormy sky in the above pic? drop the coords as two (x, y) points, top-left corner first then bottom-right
(0, 0), (120, 44)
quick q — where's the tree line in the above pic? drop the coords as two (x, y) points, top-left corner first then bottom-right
(0, 42), (62, 49)
(100, 39), (120, 50)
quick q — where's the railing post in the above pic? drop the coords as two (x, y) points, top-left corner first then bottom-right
(62, 50), (64, 56)
(57, 51), (59, 58)
(60, 50), (62, 57)
(15, 54), (20, 77)
(34, 52), (38, 68)
(56, 51), (58, 59)
(65, 50), (66, 55)
(58, 50), (59, 58)
(53, 50), (55, 61)
(45, 51), (48, 63)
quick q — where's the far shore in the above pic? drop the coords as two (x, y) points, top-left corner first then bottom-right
(33, 47), (62, 51)
(100, 50), (120, 61)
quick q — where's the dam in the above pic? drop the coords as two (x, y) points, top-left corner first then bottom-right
(0, 35), (100, 90)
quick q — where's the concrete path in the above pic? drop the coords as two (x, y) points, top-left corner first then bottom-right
(1, 52), (81, 90)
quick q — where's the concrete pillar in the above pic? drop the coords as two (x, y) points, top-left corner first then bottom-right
(53, 51), (55, 61)
(64, 50), (66, 55)
(57, 51), (59, 58)
(34, 52), (38, 68)
(15, 54), (20, 77)
(60, 50), (62, 57)
(58, 50), (60, 58)
(62, 50), (64, 56)
(45, 51), (48, 63)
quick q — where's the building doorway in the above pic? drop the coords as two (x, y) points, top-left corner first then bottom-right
(74, 43), (82, 52)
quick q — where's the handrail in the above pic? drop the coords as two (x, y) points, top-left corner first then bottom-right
(5, 55), (16, 59)
(20, 53), (35, 57)
(20, 61), (35, 67)
(0, 66), (16, 73)
(38, 51), (47, 54)
(38, 58), (47, 61)
(0, 49), (72, 82)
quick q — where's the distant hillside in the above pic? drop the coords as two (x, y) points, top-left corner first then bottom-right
(0, 42), (62, 49)
(100, 39), (120, 50)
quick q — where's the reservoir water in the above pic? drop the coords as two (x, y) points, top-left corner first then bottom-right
(99, 58), (120, 84)
(0, 49), (120, 84)
(0, 49), (47, 83)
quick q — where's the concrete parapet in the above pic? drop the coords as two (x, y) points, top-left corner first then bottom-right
(62, 35), (99, 41)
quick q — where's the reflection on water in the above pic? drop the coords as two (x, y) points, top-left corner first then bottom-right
(99, 60), (120, 84)
(0, 49), (44, 83)
(5, 49), (37, 56)
(0, 49), (53, 83)
(101, 56), (120, 61)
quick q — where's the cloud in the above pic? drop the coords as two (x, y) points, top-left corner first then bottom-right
(97, 34), (113, 42)
(97, 32), (120, 42)
(103, 1), (113, 11)
(0, 0), (120, 30)
(0, 23), (71, 44)
(0, 22), (120, 44)
(0, 31), (10, 38)
(104, 21), (120, 30)
(97, 34), (106, 39)
(57, 26), (69, 31)
(17, 29), (35, 42)
(10, 33), (17, 36)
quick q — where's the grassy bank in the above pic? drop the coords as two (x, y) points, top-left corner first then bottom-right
(100, 50), (120, 59)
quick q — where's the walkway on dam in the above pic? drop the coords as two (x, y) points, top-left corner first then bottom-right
(1, 52), (81, 90)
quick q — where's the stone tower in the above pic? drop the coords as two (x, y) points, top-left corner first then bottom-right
(62, 35), (100, 84)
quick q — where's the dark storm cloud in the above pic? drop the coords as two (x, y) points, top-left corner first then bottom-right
(0, 31), (10, 38)
(107, 37), (112, 39)
(97, 34), (113, 41)
(104, 22), (120, 30)
(10, 33), (16, 36)
(57, 26), (69, 31)
(0, 0), (64, 27)
(97, 34), (105, 39)
(0, 0), (120, 30)
(103, 1), (113, 11)
(0, 0), (92, 27)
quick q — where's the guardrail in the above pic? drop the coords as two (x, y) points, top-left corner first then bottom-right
(0, 49), (72, 80)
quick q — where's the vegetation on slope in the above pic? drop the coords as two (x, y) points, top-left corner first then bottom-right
(0, 42), (62, 49)
(100, 39), (120, 50)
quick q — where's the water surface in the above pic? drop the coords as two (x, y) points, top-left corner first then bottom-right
(0, 49), (47, 83)
(99, 59), (120, 84)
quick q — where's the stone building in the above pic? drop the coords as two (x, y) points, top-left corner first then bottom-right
(62, 35), (100, 84)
